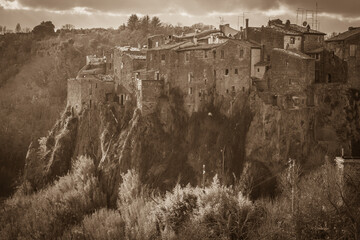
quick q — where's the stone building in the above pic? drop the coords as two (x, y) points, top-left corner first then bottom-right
(146, 39), (260, 114)
(113, 46), (146, 93)
(268, 48), (315, 109)
(246, 19), (325, 62)
(326, 27), (360, 89)
(307, 47), (347, 84)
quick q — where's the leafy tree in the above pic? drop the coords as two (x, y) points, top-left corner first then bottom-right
(15, 23), (21, 33)
(32, 21), (55, 37)
(151, 16), (161, 29)
(62, 24), (75, 31)
(127, 14), (139, 31)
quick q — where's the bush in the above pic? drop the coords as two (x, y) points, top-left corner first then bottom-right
(63, 208), (125, 240)
(0, 156), (106, 239)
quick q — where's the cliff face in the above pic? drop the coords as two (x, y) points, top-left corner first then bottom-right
(23, 85), (360, 203)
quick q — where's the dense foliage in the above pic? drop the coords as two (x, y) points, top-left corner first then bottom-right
(1, 158), (358, 240)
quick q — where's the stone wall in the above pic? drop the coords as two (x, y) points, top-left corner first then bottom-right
(284, 35), (302, 51)
(140, 80), (164, 115)
(303, 34), (324, 52)
(67, 79), (82, 114)
(269, 49), (315, 94)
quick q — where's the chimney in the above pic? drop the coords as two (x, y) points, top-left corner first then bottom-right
(245, 18), (249, 40)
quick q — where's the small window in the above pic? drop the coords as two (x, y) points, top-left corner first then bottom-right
(161, 54), (165, 61)
(267, 55), (270, 61)
(155, 71), (160, 80)
(239, 49), (244, 58)
(235, 69), (238, 74)
(89, 100), (92, 108)
(204, 79), (207, 85)
(204, 50), (208, 58)
(155, 41), (159, 47)
(188, 72), (192, 82)
(232, 86), (235, 92)
(185, 52), (190, 62)
(226, 89), (229, 94)
(257, 68), (260, 72)
(188, 87), (193, 95)
(290, 37), (295, 44)
(289, 79), (292, 85)
(350, 45), (357, 57)
(242, 87), (245, 92)
(95, 83), (97, 88)
(225, 69), (229, 75)
(213, 50), (216, 59)
(198, 92), (202, 97)
(221, 50), (225, 59)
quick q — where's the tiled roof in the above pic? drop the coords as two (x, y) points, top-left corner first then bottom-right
(306, 47), (324, 54)
(326, 28), (360, 42)
(173, 29), (221, 39)
(255, 61), (270, 66)
(176, 43), (221, 52)
(269, 22), (325, 35)
(148, 41), (190, 50)
(273, 48), (313, 59)
(126, 53), (146, 60)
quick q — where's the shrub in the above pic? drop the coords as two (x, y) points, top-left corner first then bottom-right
(63, 208), (125, 240)
(117, 169), (158, 240)
(0, 156), (106, 239)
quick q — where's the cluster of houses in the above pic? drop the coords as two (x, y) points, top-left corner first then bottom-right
(67, 18), (360, 116)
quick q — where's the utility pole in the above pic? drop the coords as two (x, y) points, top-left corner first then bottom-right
(202, 164), (206, 188)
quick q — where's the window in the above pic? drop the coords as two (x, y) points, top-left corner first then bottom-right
(285, 60), (289, 67)
(290, 37), (295, 44)
(225, 69), (229, 75)
(257, 68), (260, 72)
(232, 86), (235, 92)
(188, 72), (193, 82)
(89, 100), (92, 108)
(155, 71), (160, 80)
(214, 70), (216, 77)
(204, 50), (208, 58)
(95, 83), (97, 88)
(150, 53), (153, 61)
(161, 54), (165, 61)
(242, 87), (245, 92)
(239, 49), (244, 58)
(221, 50), (225, 59)
(185, 52), (190, 62)
(213, 50), (216, 59)
(235, 68), (238, 74)
(155, 41), (159, 47)
(289, 79), (292, 85)
(198, 92), (202, 97)
(350, 45), (357, 57)
(188, 87), (193, 95)
(204, 79), (207, 85)
(226, 89), (229, 94)
(267, 55), (270, 61)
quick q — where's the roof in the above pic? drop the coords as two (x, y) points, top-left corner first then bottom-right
(306, 47), (324, 54)
(326, 27), (360, 42)
(115, 46), (141, 52)
(269, 22), (325, 35)
(125, 53), (146, 60)
(273, 48), (313, 60)
(255, 61), (270, 67)
(288, 24), (326, 35)
(173, 29), (221, 39)
(149, 41), (190, 50)
(268, 24), (302, 36)
(176, 43), (221, 52)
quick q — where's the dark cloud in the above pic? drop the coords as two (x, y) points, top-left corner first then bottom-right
(12, 0), (360, 18)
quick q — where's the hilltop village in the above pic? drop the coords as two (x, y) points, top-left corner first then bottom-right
(67, 19), (360, 117)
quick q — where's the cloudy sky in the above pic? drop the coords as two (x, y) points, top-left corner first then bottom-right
(0, 0), (359, 34)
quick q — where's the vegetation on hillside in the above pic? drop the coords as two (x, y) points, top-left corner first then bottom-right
(1, 157), (359, 239)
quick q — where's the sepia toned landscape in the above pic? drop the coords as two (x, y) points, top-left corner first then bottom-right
(0, 0), (360, 239)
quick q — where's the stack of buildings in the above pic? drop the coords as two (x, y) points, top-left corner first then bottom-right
(67, 19), (360, 116)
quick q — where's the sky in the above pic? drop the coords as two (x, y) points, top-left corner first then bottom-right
(0, 0), (359, 34)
